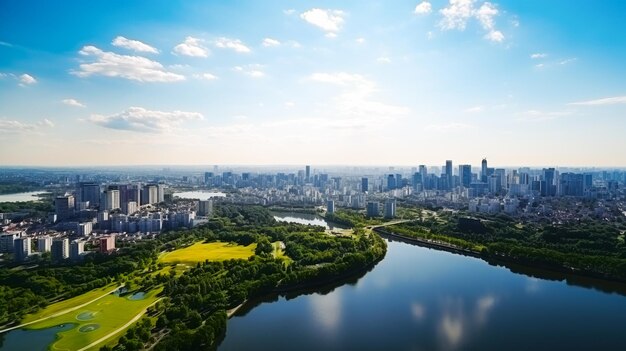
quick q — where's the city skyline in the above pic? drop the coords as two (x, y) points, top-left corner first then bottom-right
(2, 1), (626, 166)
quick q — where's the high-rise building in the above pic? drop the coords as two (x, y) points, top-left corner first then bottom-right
(77, 222), (93, 236)
(459, 165), (472, 187)
(70, 240), (85, 260)
(55, 194), (75, 221)
(37, 236), (52, 252)
(103, 189), (120, 210)
(79, 182), (101, 208)
(100, 235), (116, 253)
(361, 177), (369, 192)
(445, 160), (453, 190)
(197, 200), (213, 217)
(387, 174), (396, 190)
(559, 173), (584, 197)
(542, 168), (557, 196)
(142, 184), (158, 205)
(366, 202), (380, 217)
(384, 199), (396, 219)
(157, 184), (166, 203)
(0, 232), (20, 253)
(305, 165), (311, 182)
(412, 172), (423, 191)
(327, 200), (335, 214)
(204, 172), (214, 185)
(481, 158), (488, 182)
(14, 237), (31, 262)
(51, 238), (69, 261)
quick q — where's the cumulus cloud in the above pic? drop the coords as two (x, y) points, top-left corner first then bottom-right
(173, 37), (209, 57)
(233, 64), (265, 78)
(531, 53), (547, 59)
(414, 2), (433, 14)
(112, 36), (158, 54)
(0, 118), (54, 133)
(88, 106), (203, 133)
(193, 73), (218, 81)
(300, 8), (345, 34)
(262, 38), (281, 47)
(569, 96), (626, 106)
(73, 46), (185, 82)
(439, 0), (505, 42)
(19, 74), (37, 85)
(62, 98), (86, 107)
(214, 37), (251, 53)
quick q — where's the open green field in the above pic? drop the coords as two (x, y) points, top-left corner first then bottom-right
(159, 241), (256, 265)
(26, 288), (161, 351)
(21, 284), (119, 324)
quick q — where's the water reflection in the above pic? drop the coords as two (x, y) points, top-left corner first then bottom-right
(411, 302), (426, 320)
(309, 292), (342, 331)
(437, 294), (498, 350)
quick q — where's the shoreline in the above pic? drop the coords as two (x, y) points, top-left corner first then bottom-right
(375, 228), (626, 292)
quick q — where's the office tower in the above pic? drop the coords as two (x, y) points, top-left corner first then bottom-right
(560, 173), (584, 197)
(583, 174), (593, 191)
(542, 168), (557, 196)
(157, 184), (166, 203)
(70, 240), (85, 260)
(305, 165), (311, 182)
(387, 174), (396, 190)
(130, 184), (141, 205)
(79, 182), (101, 207)
(103, 189), (120, 210)
(412, 172), (423, 191)
(198, 200), (213, 217)
(142, 184), (158, 205)
(0, 232), (19, 253)
(51, 238), (69, 261)
(100, 235), (116, 253)
(37, 236), (52, 252)
(55, 194), (75, 221)
(327, 200), (335, 214)
(445, 160), (453, 190)
(481, 158), (488, 182)
(13, 237), (31, 262)
(366, 202), (380, 217)
(459, 165), (472, 187)
(495, 169), (506, 191)
(384, 199), (396, 219)
(419, 165), (427, 180)
(361, 177), (369, 192)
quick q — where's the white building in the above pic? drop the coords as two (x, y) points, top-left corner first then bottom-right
(77, 222), (93, 236)
(37, 236), (52, 252)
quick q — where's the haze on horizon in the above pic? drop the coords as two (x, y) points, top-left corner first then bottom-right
(1, 1), (626, 167)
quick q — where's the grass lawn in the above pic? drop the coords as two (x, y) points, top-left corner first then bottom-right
(21, 283), (119, 324)
(159, 241), (256, 265)
(26, 288), (161, 351)
(272, 241), (292, 265)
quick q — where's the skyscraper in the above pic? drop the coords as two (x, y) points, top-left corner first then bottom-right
(387, 174), (396, 190)
(103, 189), (120, 210)
(13, 237), (31, 262)
(327, 200), (335, 214)
(445, 160), (453, 190)
(305, 165), (311, 182)
(55, 194), (75, 221)
(51, 238), (69, 262)
(481, 158), (488, 183)
(361, 177), (369, 192)
(384, 199), (396, 219)
(78, 182), (101, 208)
(459, 165), (472, 187)
(366, 202), (380, 217)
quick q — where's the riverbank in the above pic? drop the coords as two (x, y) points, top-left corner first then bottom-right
(375, 227), (626, 289)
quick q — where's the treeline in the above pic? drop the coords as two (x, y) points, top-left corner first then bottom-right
(386, 210), (626, 281)
(325, 209), (384, 228)
(0, 200), (53, 213)
(0, 180), (41, 195)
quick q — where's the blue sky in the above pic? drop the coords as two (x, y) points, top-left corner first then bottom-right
(1, 0), (626, 167)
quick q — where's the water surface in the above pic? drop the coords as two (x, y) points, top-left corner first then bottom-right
(174, 191), (226, 201)
(0, 323), (76, 351)
(219, 238), (626, 351)
(273, 212), (347, 230)
(0, 191), (48, 203)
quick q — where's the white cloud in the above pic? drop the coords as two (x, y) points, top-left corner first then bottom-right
(173, 37), (209, 57)
(300, 8), (345, 34)
(0, 118), (54, 133)
(569, 96), (626, 106)
(88, 106), (203, 133)
(62, 98), (85, 107)
(531, 53), (547, 59)
(193, 73), (218, 81)
(518, 110), (573, 121)
(214, 37), (251, 53)
(283, 9), (296, 15)
(112, 36), (158, 54)
(73, 46), (185, 82)
(465, 105), (483, 113)
(534, 63), (545, 69)
(377, 57), (392, 64)
(355, 37), (366, 44)
(414, 2), (433, 14)
(19, 74), (37, 85)
(262, 38), (281, 47)
(233, 64), (265, 78)
(439, 0), (505, 42)
(559, 58), (577, 65)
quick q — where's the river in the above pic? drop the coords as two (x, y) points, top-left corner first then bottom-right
(220, 214), (626, 351)
(273, 212), (347, 230)
(0, 191), (48, 203)
(173, 191), (226, 201)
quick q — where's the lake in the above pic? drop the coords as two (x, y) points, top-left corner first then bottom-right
(0, 191), (48, 203)
(219, 220), (626, 350)
(173, 191), (226, 201)
(273, 212), (347, 230)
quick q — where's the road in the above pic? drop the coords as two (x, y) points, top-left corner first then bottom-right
(77, 298), (162, 351)
(0, 285), (123, 334)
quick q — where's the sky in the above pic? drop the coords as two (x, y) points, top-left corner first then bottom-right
(1, 0), (626, 168)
